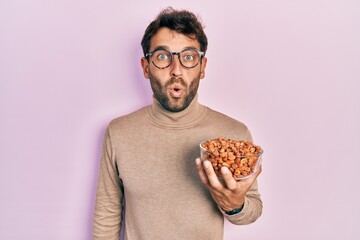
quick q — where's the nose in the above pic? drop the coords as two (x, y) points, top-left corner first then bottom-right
(169, 54), (183, 77)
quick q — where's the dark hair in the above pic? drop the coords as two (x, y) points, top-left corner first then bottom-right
(141, 7), (208, 57)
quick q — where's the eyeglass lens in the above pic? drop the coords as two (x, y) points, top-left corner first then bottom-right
(151, 49), (201, 69)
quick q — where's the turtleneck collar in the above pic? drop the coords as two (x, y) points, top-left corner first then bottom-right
(147, 93), (207, 129)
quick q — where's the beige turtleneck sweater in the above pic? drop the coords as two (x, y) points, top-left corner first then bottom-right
(93, 95), (262, 240)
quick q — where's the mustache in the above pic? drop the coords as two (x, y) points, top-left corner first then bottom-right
(165, 77), (186, 88)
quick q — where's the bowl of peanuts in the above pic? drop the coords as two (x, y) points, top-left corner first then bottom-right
(200, 137), (263, 180)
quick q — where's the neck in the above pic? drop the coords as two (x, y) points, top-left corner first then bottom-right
(147, 94), (207, 129)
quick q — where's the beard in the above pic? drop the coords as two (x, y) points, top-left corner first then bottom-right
(149, 71), (200, 112)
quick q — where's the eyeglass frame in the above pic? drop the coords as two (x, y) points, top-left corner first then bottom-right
(145, 47), (205, 69)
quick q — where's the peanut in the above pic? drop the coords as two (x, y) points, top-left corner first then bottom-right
(201, 137), (262, 179)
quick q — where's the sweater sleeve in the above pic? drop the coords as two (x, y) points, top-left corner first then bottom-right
(220, 180), (263, 225)
(93, 127), (124, 239)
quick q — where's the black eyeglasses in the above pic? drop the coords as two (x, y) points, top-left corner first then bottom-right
(145, 48), (205, 69)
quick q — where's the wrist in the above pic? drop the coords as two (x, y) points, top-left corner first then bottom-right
(225, 204), (244, 215)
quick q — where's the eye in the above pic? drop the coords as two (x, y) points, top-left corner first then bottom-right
(184, 54), (194, 61)
(157, 54), (168, 61)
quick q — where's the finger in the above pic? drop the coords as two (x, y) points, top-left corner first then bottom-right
(220, 167), (237, 191)
(195, 158), (209, 185)
(203, 160), (224, 190)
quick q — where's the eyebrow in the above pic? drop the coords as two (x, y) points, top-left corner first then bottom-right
(150, 45), (200, 53)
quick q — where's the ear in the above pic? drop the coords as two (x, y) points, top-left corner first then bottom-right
(199, 57), (207, 79)
(141, 57), (150, 79)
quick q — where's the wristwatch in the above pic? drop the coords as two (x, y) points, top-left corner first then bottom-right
(225, 204), (244, 215)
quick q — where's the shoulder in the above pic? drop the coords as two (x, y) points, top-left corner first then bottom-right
(205, 106), (248, 128)
(107, 106), (149, 132)
(203, 106), (252, 141)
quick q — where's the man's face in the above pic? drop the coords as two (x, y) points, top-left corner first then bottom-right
(141, 28), (207, 112)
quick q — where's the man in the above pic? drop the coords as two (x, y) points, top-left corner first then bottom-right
(93, 7), (262, 240)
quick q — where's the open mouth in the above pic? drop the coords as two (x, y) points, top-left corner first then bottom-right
(169, 86), (184, 98)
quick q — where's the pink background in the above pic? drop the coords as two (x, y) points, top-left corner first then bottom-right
(1, 0), (359, 239)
